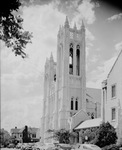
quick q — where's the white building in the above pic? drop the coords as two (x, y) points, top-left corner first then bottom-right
(40, 17), (101, 143)
(101, 50), (122, 143)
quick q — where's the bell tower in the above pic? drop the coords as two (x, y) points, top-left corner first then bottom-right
(53, 17), (86, 130)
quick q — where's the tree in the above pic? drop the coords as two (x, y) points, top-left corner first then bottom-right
(0, 0), (32, 58)
(93, 122), (117, 148)
(0, 129), (11, 147)
(22, 126), (31, 143)
(54, 129), (70, 144)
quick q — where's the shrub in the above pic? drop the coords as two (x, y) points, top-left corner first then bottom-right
(80, 127), (98, 143)
(54, 129), (70, 144)
(93, 122), (117, 147)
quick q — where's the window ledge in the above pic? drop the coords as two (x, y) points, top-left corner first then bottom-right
(111, 96), (116, 100)
(111, 119), (116, 122)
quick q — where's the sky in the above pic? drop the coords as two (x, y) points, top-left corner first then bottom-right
(1, 0), (122, 132)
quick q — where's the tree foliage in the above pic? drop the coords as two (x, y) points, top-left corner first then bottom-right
(93, 122), (117, 148)
(22, 126), (31, 143)
(80, 127), (98, 143)
(54, 129), (70, 144)
(0, 0), (32, 58)
(0, 129), (11, 147)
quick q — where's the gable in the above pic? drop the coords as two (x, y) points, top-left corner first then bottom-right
(108, 50), (122, 78)
(71, 109), (89, 129)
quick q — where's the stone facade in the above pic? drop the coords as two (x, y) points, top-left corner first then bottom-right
(41, 17), (101, 143)
(101, 50), (122, 143)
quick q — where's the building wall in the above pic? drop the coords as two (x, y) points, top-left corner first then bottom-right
(86, 97), (101, 119)
(86, 88), (101, 118)
(86, 97), (96, 119)
(29, 129), (40, 142)
(102, 50), (122, 143)
(41, 54), (56, 142)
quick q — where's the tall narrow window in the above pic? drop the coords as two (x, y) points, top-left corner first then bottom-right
(112, 108), (116, 120)
(75, 97), (78, 110)
(76, 45), (80, 76)
(69, 43), (73, 75)
(111, 84), (116, 98)
(71, 97), (74, 110)
(54, 74), (56, 82)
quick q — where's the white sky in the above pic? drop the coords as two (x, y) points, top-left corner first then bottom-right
(1, 0), (122, 132)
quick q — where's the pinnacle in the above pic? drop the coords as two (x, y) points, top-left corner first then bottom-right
(64, 16), (69, 27)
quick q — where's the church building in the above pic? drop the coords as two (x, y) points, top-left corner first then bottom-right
(40, 17), (101, 143)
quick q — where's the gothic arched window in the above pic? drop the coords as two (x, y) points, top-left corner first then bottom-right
(54, 74), (56, 82)
(76, 45), (80, 76)
(71, 97), (74, 110)
(69, 43), (73, 75)
(75, 97), (78, 110)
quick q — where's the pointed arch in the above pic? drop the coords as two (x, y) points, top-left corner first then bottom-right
(69, 43), (73, 75)
(76, 45), (80, 76)
(75, 97), (78, 110)
(71, 97), (74, 110)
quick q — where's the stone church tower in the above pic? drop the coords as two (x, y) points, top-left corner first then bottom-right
(41, 17), (86, 143)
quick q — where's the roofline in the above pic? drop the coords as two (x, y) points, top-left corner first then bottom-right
(86, 93), (93, 99)
(72, 109), (88, 118)
(107, 49), (122, 78)
(74, 121), (84, 130)
(75, 117), (102, 130)
(86, 87), (101, 90)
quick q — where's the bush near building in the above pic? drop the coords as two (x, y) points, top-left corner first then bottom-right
(91, 122), (117, 148)
(80, 127), (98, 143)
(54, 129), (70, 144)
